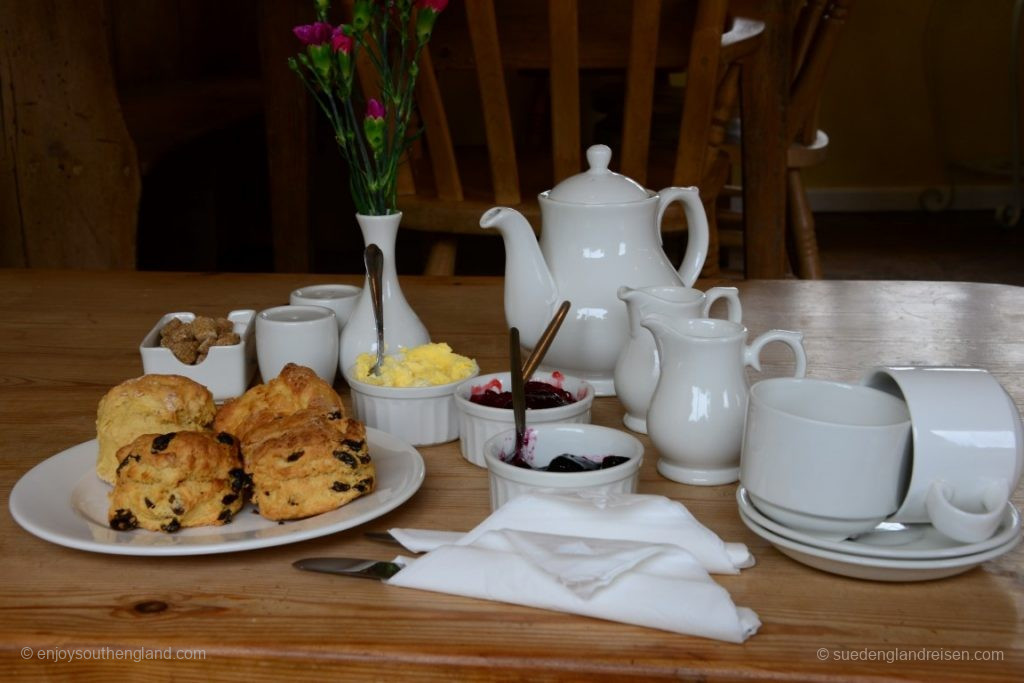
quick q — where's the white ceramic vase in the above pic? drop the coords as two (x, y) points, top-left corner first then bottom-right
(339, 212), (430, 375)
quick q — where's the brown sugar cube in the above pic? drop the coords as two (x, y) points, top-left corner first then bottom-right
(191, 316), (218, 341)
(215, 318), (235, 335)
(160, 318), (194, 344)
(167, 338), (199, 364)
(215, 332), (240, 347)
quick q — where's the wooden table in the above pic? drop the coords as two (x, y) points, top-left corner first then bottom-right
(1, 270), (1021, 680)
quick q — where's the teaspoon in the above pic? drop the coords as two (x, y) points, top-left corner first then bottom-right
(364, 244), (385, 376)
(521, 300), (571, 381)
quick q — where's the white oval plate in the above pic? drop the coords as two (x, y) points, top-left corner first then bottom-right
(738, 506), (1022, 582)
(737, 486), (1021, 560)
(8, 428), (425, 556)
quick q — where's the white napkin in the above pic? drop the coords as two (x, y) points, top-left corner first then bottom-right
(389, 492), (753, 574)
(387, 529), (761, 643)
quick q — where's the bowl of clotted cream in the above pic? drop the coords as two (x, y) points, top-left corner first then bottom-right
(343, 342), (479, 446)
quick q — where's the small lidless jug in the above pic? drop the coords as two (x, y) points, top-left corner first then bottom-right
(641, 315), (806, 486)
(481, 145), (709, 396)
(614, 285), (742, 434)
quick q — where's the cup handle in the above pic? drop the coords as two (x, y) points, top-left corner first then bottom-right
(656, 186), (709, 288)
(925, 480), (1008, 544)
(702, 287), (742, 323)
(743, 330), (807, 377)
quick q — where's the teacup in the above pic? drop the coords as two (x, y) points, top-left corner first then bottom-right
(290, 284), (362, 331)
(256, 305), (338, 383)
(740, 378), (913, 538)
(861, 366), (1023, 543)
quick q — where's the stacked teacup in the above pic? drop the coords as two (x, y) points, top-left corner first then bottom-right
(736, 367), (1023, 581)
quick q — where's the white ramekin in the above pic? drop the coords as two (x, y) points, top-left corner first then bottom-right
(454, 371), (594, 468)
(483, 423), (644, 510)
(345, 368), (479, 447)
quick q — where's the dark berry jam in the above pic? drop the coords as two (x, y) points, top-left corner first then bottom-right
(503, 453), (629, 472)
(469, 380), (576, 409)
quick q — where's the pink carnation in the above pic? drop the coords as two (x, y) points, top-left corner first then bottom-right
(366, 98), (386, 120)
(416, 0), (448, 12)
(331, 26), (353, 54)
(293, 22), (334, 45)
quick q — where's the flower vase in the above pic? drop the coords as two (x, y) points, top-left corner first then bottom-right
(339, 212), (430, 375)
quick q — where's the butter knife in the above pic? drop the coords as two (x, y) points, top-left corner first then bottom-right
(293, 557), (403, 580)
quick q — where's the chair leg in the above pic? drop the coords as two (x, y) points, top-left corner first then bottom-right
(786, 168), (823, 279)
(700, 197), (722, 279)
(424, 237), (458, 276)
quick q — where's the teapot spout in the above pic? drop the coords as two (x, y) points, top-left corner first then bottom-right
(480, 207), (558, 345)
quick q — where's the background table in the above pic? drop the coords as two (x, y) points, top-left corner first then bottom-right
(1, 270), (1021, 680)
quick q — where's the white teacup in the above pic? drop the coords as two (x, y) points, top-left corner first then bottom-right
(740, 378), (913, 538)
(861, 366), (1023, 543)
(290, 284), (362, 331)
(256, 305), (338, 383)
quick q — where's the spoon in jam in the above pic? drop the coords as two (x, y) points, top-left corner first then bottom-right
(509, 327), (529, 466)
(364, 244), (385, 376)
(521, 300), (571, 381)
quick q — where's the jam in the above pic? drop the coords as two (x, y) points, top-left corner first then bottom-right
(503, 453), (629, 472)
(469, 380), (576, 409)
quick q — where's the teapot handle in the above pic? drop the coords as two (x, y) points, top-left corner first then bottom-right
(656, 186), (710, 288)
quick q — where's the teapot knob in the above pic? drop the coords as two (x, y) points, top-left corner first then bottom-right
(586, 144), (612, 174)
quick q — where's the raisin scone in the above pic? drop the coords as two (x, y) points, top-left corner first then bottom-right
(241, 409), (374, 521)
(214, 363), (345, 441)
(108, 431), (248, 533)
(95, 374), (216, 484)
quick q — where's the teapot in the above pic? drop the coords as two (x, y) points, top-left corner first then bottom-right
(480, 145), (710, 395)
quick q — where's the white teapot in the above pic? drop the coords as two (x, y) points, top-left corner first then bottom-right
(480, 145), (710, 395)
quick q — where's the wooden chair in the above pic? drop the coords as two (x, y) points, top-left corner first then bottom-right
(720, 0), (854, 278)
(391, 0), (764, 276)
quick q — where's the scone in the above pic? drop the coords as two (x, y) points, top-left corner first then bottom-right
(241, 409), (374, 521)
(214, 363), (345, 441)
(108, 431), (248, 532)
(96, 374), (216, 484)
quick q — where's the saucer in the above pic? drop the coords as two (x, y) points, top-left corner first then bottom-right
(737, 486), (1021, 560)
(737, 505), (1022, 582)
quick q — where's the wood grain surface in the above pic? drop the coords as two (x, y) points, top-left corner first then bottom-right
(0, 270), (1021, 680)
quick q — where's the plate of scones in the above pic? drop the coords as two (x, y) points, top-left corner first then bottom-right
(9, 364), (425, 556)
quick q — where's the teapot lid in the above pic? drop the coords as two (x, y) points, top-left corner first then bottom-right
(546, 145), (650, 204)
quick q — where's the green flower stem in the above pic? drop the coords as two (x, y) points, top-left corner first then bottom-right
(291, 0), (437, 215)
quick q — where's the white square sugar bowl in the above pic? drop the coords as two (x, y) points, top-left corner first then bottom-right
(139, 310), (256, 402)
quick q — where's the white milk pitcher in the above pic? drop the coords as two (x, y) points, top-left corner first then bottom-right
(641, 315), (807, 485)
(614, 285), (742, 434)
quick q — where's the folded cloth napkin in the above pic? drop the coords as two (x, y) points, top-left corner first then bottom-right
(386, 529), (761, 643)
(389, 492), (753, 574)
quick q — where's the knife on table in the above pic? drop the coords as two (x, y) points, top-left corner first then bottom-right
(293, 557), (403, 580)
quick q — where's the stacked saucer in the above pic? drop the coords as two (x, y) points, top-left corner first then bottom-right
(737, 487), (1022, 581)
(737, 368), (1023, 581)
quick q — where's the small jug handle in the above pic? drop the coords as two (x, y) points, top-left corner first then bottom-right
(701, 287), (742, 323)
(743, 330), (807, 377)
(656, 186), (710, 288)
